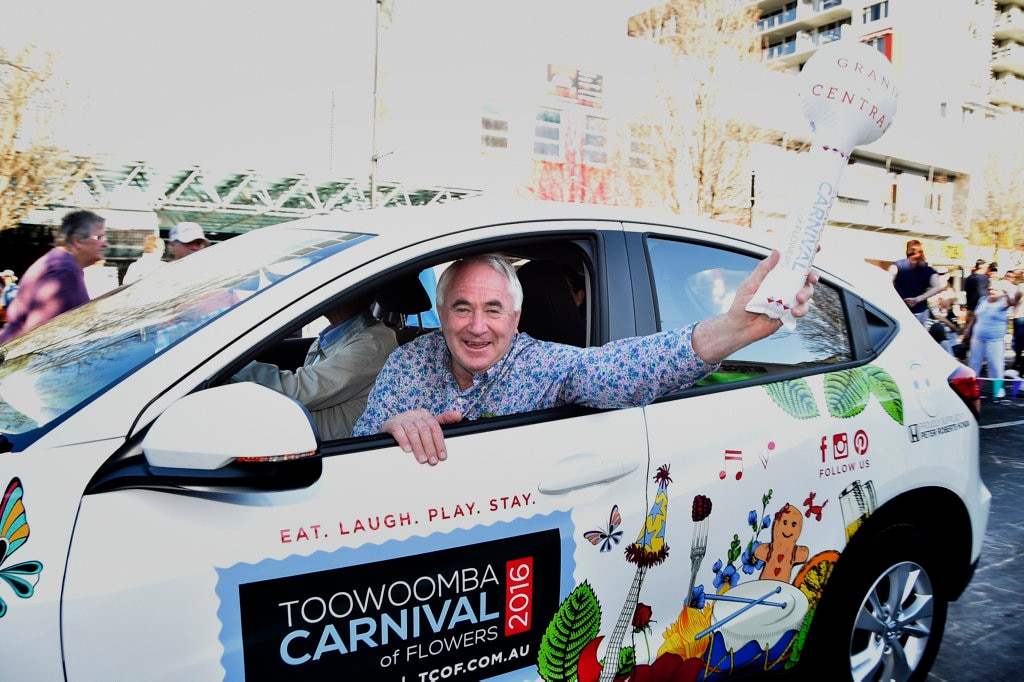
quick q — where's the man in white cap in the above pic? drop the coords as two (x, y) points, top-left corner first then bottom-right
(168, 221), (209, 260)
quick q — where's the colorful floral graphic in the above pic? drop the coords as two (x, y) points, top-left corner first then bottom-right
(632, 602), (654, 633)
(708, 489), (772, 593)
(540, 465), (674, 681)
(632, 602), (655, 665)
(539, 470), (846, 680)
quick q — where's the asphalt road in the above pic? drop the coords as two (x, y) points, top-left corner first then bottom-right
(928, 397), (1024, 680)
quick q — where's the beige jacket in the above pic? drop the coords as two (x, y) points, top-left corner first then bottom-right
(233, 311), (398, 439)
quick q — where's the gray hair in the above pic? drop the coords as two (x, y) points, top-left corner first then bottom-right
(436, 254), (524, 311)
(59, 210), (105, 246)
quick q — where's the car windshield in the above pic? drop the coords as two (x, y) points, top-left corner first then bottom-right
(0, 226), (369, 446)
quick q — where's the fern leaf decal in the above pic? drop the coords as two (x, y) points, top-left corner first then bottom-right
(824, 369), (870, 418)
(538, 581), (602, 681)
(616, 646), (637, 677)
(765, 379), (819, 419)
(863, 365), (904, 424)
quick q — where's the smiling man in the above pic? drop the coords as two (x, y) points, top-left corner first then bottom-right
(0, 210), (106, 343)
(353, 252), (816, 465)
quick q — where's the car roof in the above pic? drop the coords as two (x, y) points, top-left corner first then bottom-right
(271, 197), (732, 241)
(272, 198), (877, 295)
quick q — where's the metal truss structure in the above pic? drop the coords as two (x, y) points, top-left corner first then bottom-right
(66, 159), (483, 237)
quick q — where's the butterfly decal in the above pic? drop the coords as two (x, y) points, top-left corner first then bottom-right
(0, 477), (44, 618)
(583, 504), (623, 553)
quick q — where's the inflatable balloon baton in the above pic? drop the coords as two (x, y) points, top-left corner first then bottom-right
(746, 40), (899, 329)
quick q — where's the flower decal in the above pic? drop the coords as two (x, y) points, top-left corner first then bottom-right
(741, 542), (765, 575)
(712, 561), (739, 591)
(632, 602), (653, 634)
(689, 584), (707, 610)
(748, 510), (770, 531)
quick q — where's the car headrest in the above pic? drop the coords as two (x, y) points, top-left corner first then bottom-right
(375, 275), (432, 315)
(516, 260), (586, 347)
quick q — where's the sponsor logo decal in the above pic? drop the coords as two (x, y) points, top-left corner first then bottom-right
(217, 513), (574, 681)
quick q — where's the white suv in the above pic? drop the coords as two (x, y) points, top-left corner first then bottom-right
(0, 202), (989, 681)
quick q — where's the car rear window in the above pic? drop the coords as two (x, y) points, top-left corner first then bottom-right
(646, 237), (852, 383)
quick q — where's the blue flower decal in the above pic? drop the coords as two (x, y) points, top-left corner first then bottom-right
(705, 489), (773, 599)
(713, 563), (739, 590)
(741, 541), (765, 575)
(689, 584), (706, 610)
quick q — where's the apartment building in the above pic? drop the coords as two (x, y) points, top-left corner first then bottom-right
(747, 0), (1022, 271)
(991, 0), (1024, 110)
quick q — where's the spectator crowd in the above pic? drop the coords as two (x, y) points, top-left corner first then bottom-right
(898, 246), (1023, 404)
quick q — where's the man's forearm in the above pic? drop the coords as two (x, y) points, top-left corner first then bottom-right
(691, 314), (753, 366)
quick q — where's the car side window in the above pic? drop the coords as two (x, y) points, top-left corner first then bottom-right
(646, 237), (851, 383)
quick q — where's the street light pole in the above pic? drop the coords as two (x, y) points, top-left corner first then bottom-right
(370, 0), (391, 209)
(749, 170), (756, 228)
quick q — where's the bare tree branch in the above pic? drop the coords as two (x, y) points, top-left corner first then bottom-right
(0, 45), (96, 232)
(653, 0), (767, 221)
(969, 115), (1024, 254)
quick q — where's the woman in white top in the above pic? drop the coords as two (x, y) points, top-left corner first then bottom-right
(965, 282), (1012, 399)
(123, 235), (166, 284)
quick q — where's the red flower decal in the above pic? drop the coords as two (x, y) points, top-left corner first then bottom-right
(632, 602), (654, 633)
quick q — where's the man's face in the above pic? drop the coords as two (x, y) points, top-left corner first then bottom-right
(908, 247), (925, 266)
(440, 261), (521, 389)
(169, 239), (206, 260)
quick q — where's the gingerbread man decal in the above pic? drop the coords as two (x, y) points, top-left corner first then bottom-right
(753, 502), (809, 583)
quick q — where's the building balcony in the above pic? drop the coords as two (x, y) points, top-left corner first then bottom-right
(826, 198), (956, 240)
(756, 0), (852, 41)
(763, 23), (850, 68)
(827, 197), (890, 231)
(994, 6), (1024, 43)
(754, 183), (955, 241)
(990, 74), (1024, 108)
(992, 42), (1024, 76)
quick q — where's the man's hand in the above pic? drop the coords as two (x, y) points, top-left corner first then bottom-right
(381, 409), (463, 465)
(692, 250), (818, 365)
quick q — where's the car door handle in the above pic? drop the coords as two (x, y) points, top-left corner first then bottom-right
(537, 455), (642, 494)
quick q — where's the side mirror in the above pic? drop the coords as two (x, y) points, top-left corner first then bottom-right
(144, 383), (319, 470)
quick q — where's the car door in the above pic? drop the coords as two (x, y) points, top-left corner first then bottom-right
(62, 412), (654, 682)
(59, 221), (660, 681)
(599, 227), (883, 678)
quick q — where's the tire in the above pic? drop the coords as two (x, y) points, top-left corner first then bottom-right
(800, 524), (947, 681)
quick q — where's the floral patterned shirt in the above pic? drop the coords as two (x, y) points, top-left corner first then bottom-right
(352, 324), (716, 436)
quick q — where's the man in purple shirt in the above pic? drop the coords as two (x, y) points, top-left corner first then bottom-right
(353, 251), (816, 465)
(0, 210), (106, 343)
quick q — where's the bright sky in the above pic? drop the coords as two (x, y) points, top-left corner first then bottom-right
(2, 0), (379, 173)
(2, 0), (650, 176)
